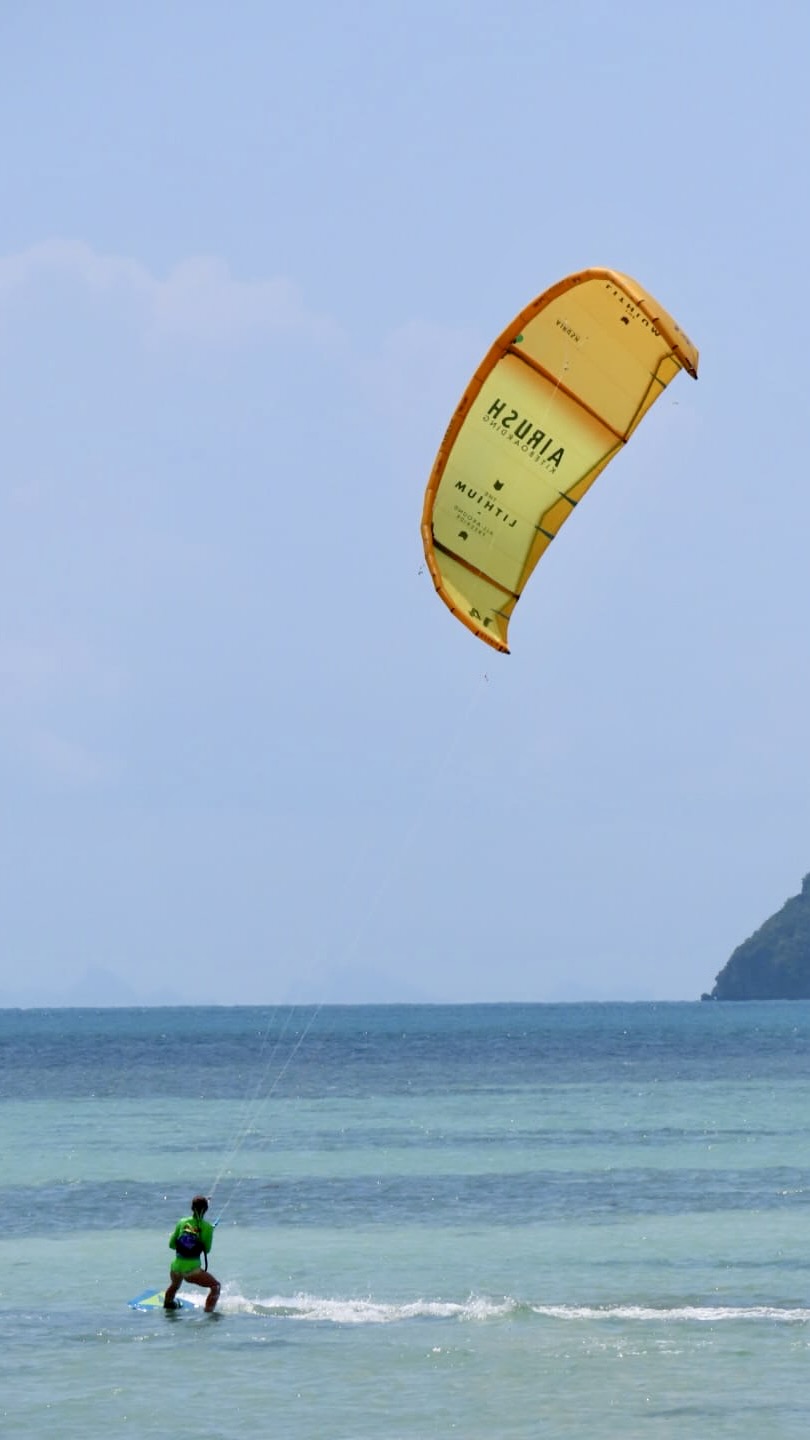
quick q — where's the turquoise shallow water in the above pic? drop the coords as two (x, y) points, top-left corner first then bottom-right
(3, 1002), (810, 1438)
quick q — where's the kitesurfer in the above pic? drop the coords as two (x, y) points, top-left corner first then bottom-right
(164, 1195), (220, 1311)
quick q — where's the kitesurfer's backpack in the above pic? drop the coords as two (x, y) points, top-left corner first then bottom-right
(175, 1223), (205, 1261)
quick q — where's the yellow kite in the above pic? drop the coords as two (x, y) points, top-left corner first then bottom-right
(421, 268), (698, 653)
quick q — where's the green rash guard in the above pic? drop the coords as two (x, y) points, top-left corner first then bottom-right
(169, 1215), (215, 1275)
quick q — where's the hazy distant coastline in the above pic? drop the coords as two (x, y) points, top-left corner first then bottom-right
(0, 966), (182, 1008)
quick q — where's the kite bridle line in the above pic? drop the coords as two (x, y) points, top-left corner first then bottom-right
(211, 309), (579, 1223)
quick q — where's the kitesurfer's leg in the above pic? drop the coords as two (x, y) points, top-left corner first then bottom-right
(184, 1267), (221, 1312)
(163, 1271), (183, 1309)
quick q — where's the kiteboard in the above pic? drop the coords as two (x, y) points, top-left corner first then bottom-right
(128, 1288), (193, 1312)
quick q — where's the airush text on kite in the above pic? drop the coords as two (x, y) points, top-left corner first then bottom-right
(484, 398), (565, 469)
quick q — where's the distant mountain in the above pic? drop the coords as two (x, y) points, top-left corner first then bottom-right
(0, 966), (183, 1008)
(703, 875), (810, 1000)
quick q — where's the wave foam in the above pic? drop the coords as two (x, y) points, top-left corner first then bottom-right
(531, 1303), (810, 1324)
(211, 1291), (810, 1326)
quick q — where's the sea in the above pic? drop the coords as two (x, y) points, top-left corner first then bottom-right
(3, 1001), (810, 1439)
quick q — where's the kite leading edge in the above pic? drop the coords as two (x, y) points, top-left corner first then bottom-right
(420, 268), (699, 653)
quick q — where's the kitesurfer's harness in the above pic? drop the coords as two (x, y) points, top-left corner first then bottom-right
(174, 1215), (209, 1270)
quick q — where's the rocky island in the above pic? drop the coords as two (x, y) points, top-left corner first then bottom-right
(703, 875), (810, 1000)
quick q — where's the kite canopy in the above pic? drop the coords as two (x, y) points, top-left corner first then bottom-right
(421, 268), (699, 653)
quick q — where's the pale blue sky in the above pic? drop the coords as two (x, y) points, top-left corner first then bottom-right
(2, 1), (809, 1004)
